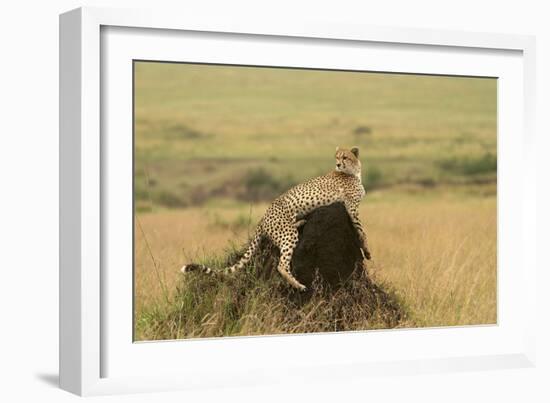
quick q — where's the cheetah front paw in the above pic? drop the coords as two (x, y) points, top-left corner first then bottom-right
(294, 219), (307, 228)
(360, 247), (372, 260)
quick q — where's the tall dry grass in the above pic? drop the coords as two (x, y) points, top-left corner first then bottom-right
(135, 187), (496, 340)
(365, 190), (496, 327)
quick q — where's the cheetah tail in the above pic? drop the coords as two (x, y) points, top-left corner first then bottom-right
(180, 227), (262, 276)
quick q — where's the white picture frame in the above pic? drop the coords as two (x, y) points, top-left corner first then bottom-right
(59, 6), (537, 396)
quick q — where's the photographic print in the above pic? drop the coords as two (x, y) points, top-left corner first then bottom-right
(133, 62), (496, 341)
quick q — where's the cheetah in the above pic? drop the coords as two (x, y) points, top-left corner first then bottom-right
(181, 146), (371, 291)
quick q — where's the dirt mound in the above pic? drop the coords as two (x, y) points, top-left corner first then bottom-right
(293, 202), (365, 289)
(247, 202), (366, 290)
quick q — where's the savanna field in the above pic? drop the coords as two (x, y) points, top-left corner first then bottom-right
(134, 62), (497, 341)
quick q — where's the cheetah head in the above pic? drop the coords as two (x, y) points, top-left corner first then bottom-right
(335, 146), (362, 176)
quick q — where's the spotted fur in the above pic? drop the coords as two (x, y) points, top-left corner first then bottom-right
(181, 146), (371, 291)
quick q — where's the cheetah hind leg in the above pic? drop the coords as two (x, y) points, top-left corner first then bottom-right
(273, 225), (307, 291)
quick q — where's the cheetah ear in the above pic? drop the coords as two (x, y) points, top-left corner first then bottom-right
(335, 146), (340, 152)
(351, 146), (359, 158)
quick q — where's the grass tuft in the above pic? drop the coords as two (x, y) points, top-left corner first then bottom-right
(136, 257), (404, 340)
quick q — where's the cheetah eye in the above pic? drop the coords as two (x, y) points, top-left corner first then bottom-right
(342, 156), (347, 160)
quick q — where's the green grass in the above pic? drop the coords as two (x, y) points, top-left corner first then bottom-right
(134, 62), (496, 209)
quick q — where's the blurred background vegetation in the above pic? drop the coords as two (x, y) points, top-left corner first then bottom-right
(134, 62), (496, 211)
